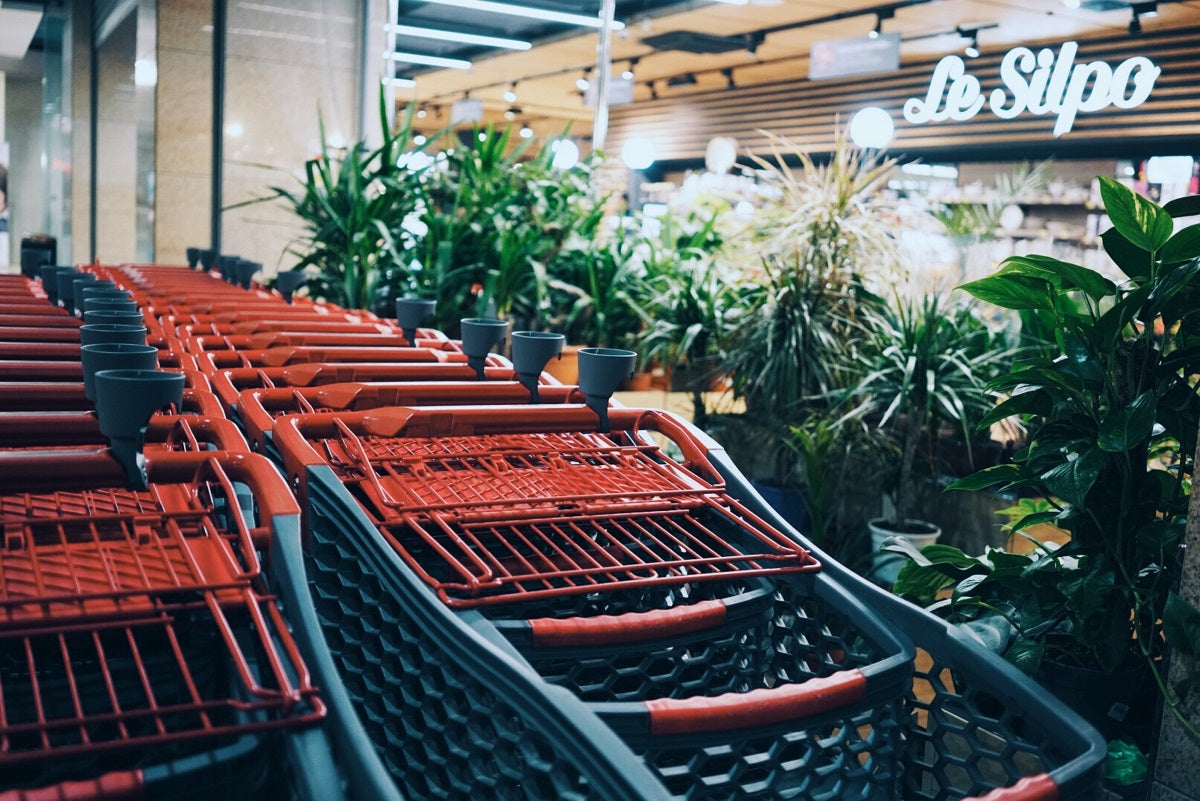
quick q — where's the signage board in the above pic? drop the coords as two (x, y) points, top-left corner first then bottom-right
(809, 33), (900, 81)
(903, 41), (1159, 137)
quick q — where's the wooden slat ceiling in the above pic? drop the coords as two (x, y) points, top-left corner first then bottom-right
(400, 0), (1200, 142)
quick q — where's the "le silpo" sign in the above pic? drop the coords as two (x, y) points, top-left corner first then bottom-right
(903, 41), (1159, 137)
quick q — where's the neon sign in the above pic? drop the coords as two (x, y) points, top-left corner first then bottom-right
(903, 42), (1160, 137)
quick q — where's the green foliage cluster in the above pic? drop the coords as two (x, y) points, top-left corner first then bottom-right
(893, 177), (1200, 738)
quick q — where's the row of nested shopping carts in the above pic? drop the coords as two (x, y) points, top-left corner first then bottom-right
(0, 260), (1106, 800)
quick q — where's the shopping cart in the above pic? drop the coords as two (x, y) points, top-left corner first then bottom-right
(0, 449), (332, 798)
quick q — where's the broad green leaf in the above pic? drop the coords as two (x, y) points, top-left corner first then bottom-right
(958, 274), (1052, 310)
(1163, 194), (1200, 218)
(892, 563), (955, 604)
(1090, 285), (1151, 349)
(947, 463), (1022, 492)
(1099, 175), (1174, 252)
(1164, 592), (1200, 656)
(1041, 447), (1106, 507)
(1101, 228), (1152, 283)
(1160, 224), (1200, 265)
(1000, 255), (1116, 300)
(978, 389), (1052, 428)
(1004, 637), (1045, 675)
(1096, 391), (1157, 452)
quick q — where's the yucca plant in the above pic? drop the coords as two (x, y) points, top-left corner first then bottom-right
(724, 127), (901, 424)
(260, 95), (428, 311)
(841, 294), (1015, 526)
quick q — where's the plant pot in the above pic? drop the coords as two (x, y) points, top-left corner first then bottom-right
(751, 480), (810, 534)
(869, 517), (941, 584)
(1035, 653), (1156, 749)
(543, 344), (581, 385)
(620, 371), (655, 392)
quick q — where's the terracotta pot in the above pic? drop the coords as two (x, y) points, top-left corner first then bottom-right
(543, 344), (581, 385)
(620, 372), (654, 391)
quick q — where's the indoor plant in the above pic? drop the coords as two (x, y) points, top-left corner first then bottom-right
(841, 293), (1015, 580)
(254, 96), (427, 311)
(891, 177), (1200, 749)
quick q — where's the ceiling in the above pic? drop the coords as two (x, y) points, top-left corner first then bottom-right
(394, 0), (1200, 140)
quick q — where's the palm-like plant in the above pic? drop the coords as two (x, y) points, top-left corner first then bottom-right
(263, 97), (427, 310)
(724, 127), (900, 423)
(842, 294), (1014, 526)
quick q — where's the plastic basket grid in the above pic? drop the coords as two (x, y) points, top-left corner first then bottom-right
(310, 421), (816, 606)
(903, 647), (1069, 800)
(504, 578), (893, 705)
(630, 698), (905, 801)
(303, 498), (602, 801)
(506, 577), (908, 801)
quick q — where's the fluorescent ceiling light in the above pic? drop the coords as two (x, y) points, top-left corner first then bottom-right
(412, 0), (625, 30)
(389, 51), (472, 69)
(0, 6), (42, 59)
(387, 23), (531, 50)
(382, 76), (417, 88)
(709, 0), (748, 4)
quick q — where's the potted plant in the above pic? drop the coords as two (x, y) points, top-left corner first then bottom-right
(841, 293), (1015, 581)
(632, 210), (750, 427)
(250, 96), (428, 311)
(890, 176), (1200, 754)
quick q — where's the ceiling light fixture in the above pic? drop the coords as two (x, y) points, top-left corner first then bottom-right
(504, 106), (521, 120)
(709, 0), (748, 5)
(744, 32), (764, 59)
(957, 26), (980, 57)
(576, 68), (592, 91)
(503, 82), (518, 103)
(382, 76), (417, 88)
(386, 23), (531, 50)
(1133, 1), (1158, 17)
(646, 80), (658, 100)
(721, 67), (736, 89)
(621, 58), (639, 81)
(667, 73), (697, 87)
(869, 9), (893, 39)
(389, 51), (472, 69)
(1128, 8), (1142, 35)
(411, 0), (625, 30)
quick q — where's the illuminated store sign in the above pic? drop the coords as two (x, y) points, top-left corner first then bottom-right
(904, 41), (1160, 137)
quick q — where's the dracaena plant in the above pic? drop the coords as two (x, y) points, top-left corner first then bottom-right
(892, 176), (1200, 739)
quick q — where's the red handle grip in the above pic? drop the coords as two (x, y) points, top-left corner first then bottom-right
(965, 775), (1059, 801)
(645, 671), (867, 735)
(529, 600), (728, 647)
(0, 770), (145, 801)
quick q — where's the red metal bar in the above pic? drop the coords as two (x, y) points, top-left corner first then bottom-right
(528, 600), (728, 647)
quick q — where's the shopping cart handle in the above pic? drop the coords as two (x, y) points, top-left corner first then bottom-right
(644, 671), (867, 735)
(964, 775), (1059, 801)
(527, 600), (728, 647)
(0, 770), (145, 801)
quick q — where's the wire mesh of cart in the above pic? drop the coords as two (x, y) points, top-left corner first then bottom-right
(272, 403), (921, 800)
(0, 449), (326, 796)
(273, 405), (821, 608)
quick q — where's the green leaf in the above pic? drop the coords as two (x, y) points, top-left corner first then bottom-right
(1004, 636), (1045, 675)
(1099, 175), (1174, 252)
(999, 255), (1115, 300)
(1041, 447), (1106, 507)
(1097, 391), (1157, 452)
(1160, 224), (1200, 265)
(1164, 592), (1200, 656)
(978, 389), (1051, 428)
(958, 274), (1052, 311)
(1163, 194), (1200, 218)
(892, 563), (956, 604)
(947, 463), (1022, 492)
(1101, 228), (1152, 282)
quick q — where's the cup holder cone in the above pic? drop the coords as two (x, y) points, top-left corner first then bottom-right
(577, 347), (636, 432)
(460, 317), (509, 381)
(511, 331), (565, 403)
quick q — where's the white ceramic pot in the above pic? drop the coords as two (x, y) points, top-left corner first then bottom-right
(869, 517), (941, 584)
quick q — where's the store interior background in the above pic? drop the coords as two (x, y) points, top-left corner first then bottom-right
(0, 0), (1199, 796)
(0, 0), (1198, 279)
